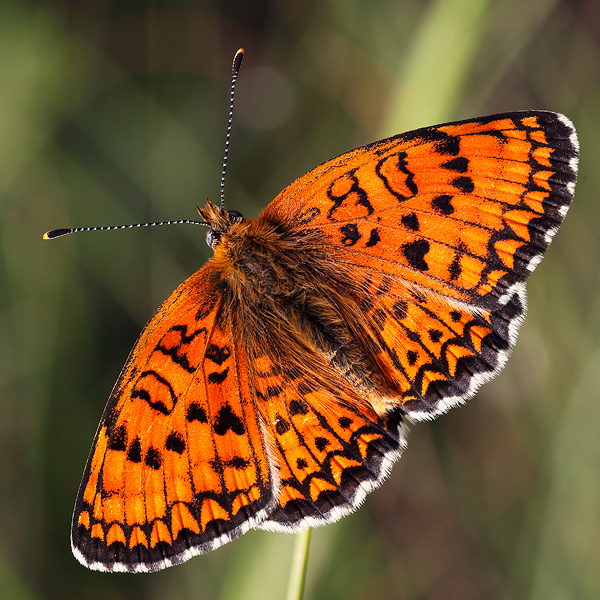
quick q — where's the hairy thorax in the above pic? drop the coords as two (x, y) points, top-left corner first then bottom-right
(209, 216), (399, 415)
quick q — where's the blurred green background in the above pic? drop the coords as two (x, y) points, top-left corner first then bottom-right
(1, 0), (599, 598)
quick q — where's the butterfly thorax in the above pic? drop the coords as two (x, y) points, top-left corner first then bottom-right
(207, 212), (399, 415)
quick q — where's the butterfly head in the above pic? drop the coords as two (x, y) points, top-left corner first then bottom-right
(197, 199), (245, 249)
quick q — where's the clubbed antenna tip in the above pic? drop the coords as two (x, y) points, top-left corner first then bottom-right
(43, 228), (72, 239)
(233, 48), (244, 75)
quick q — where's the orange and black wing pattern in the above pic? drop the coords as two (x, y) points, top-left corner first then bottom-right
(71, 111), (578, 571)
(71, 261), (408, 570)
(261, 111), (578, 420)
(246, 348), (407, 532)
(71, 266), (277, 572)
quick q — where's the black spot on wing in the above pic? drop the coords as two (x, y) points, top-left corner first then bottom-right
(452, 176), (474, 194)
(297, 206), (321, 225)
(365, 228), (380, 247)
(109, 424), (127, 452)
(166, 432), (186, 454)
(289, 399), (309, 416)
(378, 277), (392, 294)
(432, 195), (454, 215)
(187, 402), (208, 423)
(275, 414), (290, 435)
(206, 344), (231, 365)
(434, 135), (460, 155)
(401, 213), (420, 231)
(145, 447), (162, 470)
(266, 386), (283, 398)
(225, 456), (250, 469)
(127, 437), (142, 463)
(208, 368), (229, 384)
(340, 224), (361, 246)
(395, 152), (418, 195)
(449, 252), (462, 281)
(132, 371), (177, 415)
(314, 437), (329, 451)
(214, 404), (245, 436)
(327, 169), (374, 219)
(402, 240), (430, 271)
(338, 416), (352, 428)
(429, 329), (443, 343)
(375, 151), (418, 202)
(442, 157), (469, 172)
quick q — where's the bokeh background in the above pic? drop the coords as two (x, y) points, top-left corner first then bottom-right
(1, 0), (599, 598)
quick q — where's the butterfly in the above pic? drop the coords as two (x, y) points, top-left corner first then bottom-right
(60, 93), (578, 572)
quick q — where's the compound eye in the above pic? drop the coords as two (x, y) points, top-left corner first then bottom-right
(206, 229), (218, 248)
(227, 210), (244, 222)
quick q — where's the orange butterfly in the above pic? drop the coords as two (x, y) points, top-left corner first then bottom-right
(52, 53), (579, 572)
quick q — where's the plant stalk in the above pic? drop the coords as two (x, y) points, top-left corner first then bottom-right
(285, 528), (312, 600)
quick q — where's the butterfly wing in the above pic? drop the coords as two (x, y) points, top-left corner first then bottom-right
(260, 111), (578, 420)
(71, 265), (276, 572)
(245, 350), (407, 531)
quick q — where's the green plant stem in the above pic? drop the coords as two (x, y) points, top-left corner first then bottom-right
(285, 528), (312, 600)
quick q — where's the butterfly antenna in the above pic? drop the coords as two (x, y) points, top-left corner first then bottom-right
(220, 48), (244, 211)
(44, 50), (246, 241)
(43, 219), (210, 240)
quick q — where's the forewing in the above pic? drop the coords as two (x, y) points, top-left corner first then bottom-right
(71, 265), (276, 572)
(261, 111), (578, 419)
